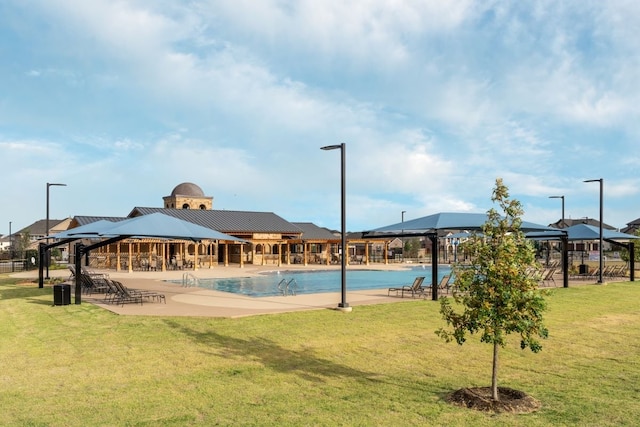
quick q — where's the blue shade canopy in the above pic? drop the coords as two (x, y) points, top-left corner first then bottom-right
(528, 223), (637, 241)
(561, 223), (636, 241)
(371, 212), (556, 234)
(46, 219), (121, 239)
(94, 213), (247, 242)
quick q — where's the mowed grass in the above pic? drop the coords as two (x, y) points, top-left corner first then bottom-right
(1, 275), (640, 426)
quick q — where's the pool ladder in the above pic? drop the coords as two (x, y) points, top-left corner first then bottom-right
(182, 273), (199, 288)
(277, 278), (297, 296)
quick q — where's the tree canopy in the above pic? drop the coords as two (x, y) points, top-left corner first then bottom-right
(436, 178), (549, 401)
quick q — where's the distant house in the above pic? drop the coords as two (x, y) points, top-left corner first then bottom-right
(621, 218), (640, 236)
(549, 218), (617, 230)
(17, 218), (72, 251)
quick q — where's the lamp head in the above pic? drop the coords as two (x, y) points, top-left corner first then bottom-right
(320, 145), (342, 151)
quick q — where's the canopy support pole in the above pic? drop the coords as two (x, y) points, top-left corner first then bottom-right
(561, 234), (569, 288)
(428, 233), (439, 301)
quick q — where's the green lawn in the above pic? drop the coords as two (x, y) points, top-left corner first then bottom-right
(1, 276), (639, 426)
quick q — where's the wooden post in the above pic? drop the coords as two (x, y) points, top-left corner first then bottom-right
(365, 242), (370, 265)
(304, 242), (308, 266)
(128, 242), (133, 273)
(162, 243), (166, 272)
(385, 241), (389, 265)
(116, 242), (121, 272)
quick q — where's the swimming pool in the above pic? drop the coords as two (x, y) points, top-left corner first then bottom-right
(170, 266), (452, 297)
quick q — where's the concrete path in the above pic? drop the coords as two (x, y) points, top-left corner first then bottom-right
(14, 264), (427, 318)
(13, 264), (594, 318)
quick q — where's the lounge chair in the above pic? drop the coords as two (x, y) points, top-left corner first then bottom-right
(111, 280), (166, 305)
(108, 280), (144, 306)
(541, 268), (557, 287)
(388, 276), (426, 298)
(437, 275), (452, 293)
(78, 274), (110, 295)
(81, 266), (109, 279)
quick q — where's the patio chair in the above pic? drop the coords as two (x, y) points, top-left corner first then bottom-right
(388, 276), (426, 298)
(81, 266), (109, 279)
(112, 280), (166, 305)
(437, 275), (453, 293)
(541, 268), (557, 287)
(79, 274), (110, 295)
(108, 280), (144, 306)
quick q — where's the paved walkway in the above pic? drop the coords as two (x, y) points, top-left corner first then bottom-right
(14, 264), (426, 318)
(14, 264), (599, 318)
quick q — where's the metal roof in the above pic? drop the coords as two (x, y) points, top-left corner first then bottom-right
(370, 212), (556, 234)
(88, 212), (246, 242)
(130, 207), (302, 234)
(530, 223), (638, 241)
(16, 219), (68, 235)
(72, 216), (128, 227)
(291, 222), (340, 240)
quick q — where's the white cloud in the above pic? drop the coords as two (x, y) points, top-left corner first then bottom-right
(2, 0), (639, 232)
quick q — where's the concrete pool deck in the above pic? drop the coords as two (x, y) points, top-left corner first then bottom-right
(14, 264), (432, 318)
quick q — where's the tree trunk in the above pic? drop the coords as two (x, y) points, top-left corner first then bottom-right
(492, 340), (499, 401)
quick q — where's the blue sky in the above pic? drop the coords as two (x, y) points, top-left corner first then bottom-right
(2, 1), (639, 234)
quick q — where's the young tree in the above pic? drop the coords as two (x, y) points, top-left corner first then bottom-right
(436, 178), (548, 402)
(619, 229), (640, 264)
(404, 238), (420, 258)
(15, 230), (32, 260)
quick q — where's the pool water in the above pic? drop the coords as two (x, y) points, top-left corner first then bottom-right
(172, 266), (452, 297)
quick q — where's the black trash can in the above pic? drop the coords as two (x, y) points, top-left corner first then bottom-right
(579, 264), (589, 275)
(53, 283), (71, 306)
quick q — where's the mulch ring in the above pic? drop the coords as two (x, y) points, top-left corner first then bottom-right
(446, 386), (541, 413)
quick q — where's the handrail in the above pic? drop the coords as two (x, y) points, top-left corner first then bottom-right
(182, 272), (199, 288)
(277, 278), (298, 296)
(277, 278), (287, 295)
(286, 278), (297, 296)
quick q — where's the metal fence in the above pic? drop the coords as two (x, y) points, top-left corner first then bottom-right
(0, 260), (27, 273)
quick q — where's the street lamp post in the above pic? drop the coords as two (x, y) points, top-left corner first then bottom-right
(9, 221), (13, 272)
(549, 195), (566, 274)
(401, 210), (406, 261)
(46, 182), (67, 279)
(584, 179), (604, 283)
(321, 143), (351, 312)
(549, 195), (565, 228)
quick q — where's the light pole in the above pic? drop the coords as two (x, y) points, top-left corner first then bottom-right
(401, 210), (406, 261)
(548, 195), (565, 269)
(321, 143), (350, 312)
(549, 195), (565, 228)
(46, 182), (66, 279)
(584, 179), (603, 283)
(9, 221), (13, 272)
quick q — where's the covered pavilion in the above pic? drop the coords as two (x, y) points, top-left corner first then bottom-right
(363, 212), (561, 300)
(39, 212), (247, 304)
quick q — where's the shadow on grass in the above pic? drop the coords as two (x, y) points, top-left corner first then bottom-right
(164, 319), (385, 384)
(0, 285), (50, 301)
